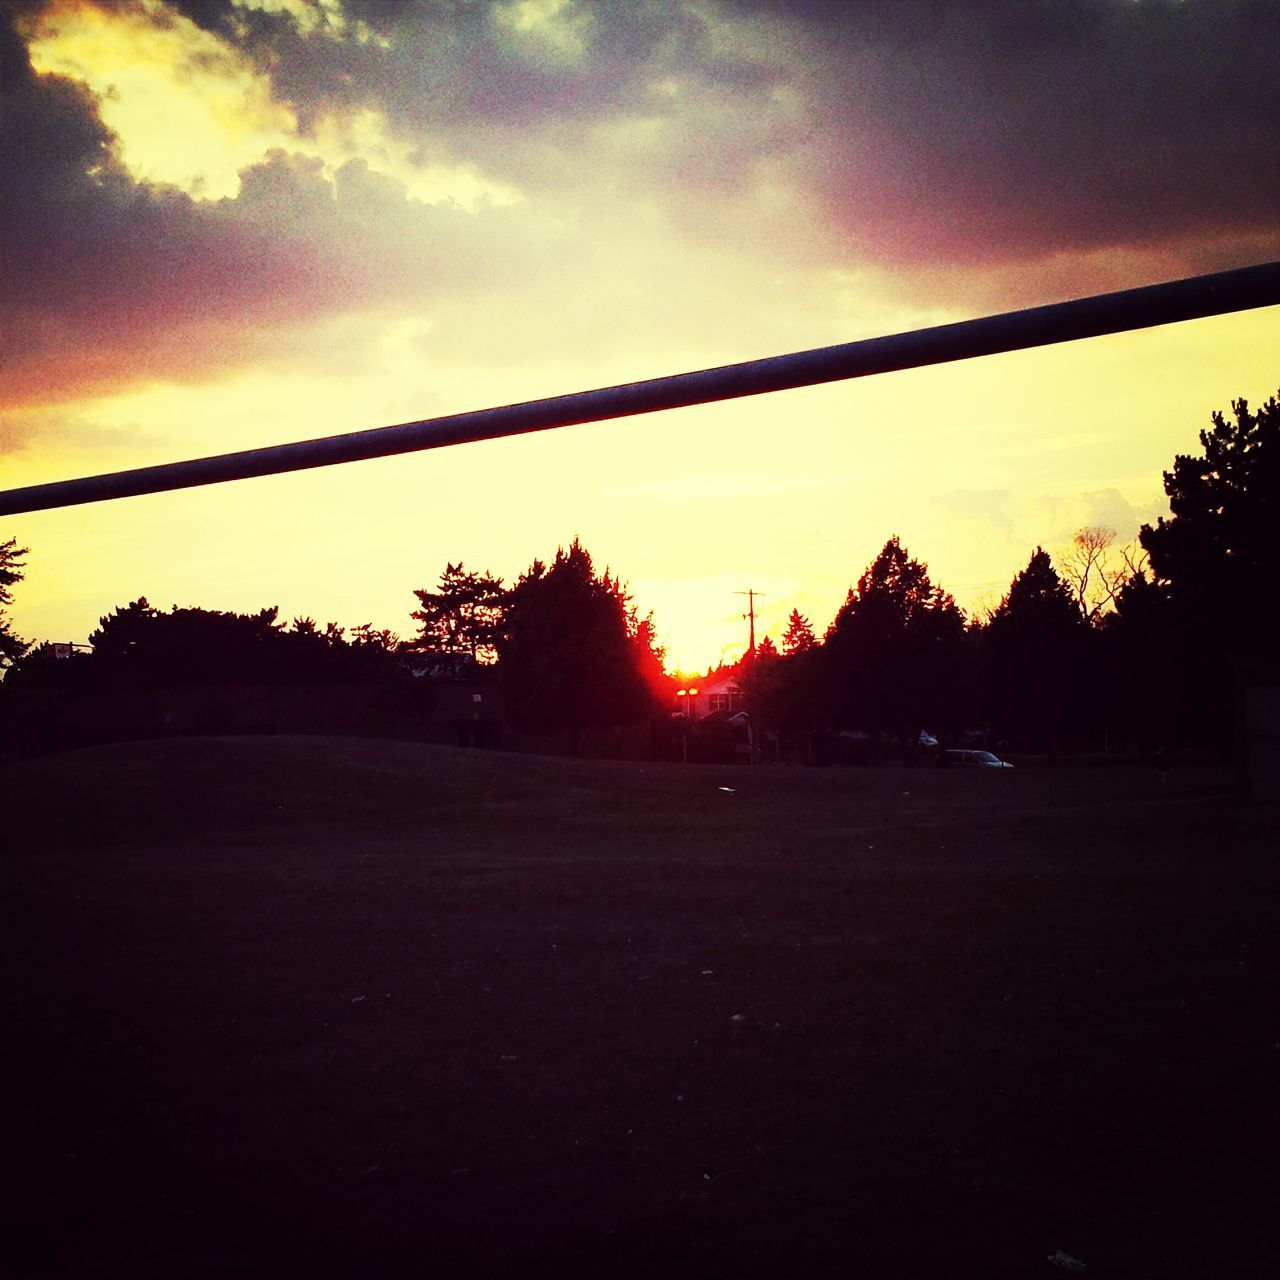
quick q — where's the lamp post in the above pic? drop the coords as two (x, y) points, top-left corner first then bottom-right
(675, 686), (699, 763)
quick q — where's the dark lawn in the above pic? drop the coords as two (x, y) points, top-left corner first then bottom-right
(5, 737), (1277, 1278)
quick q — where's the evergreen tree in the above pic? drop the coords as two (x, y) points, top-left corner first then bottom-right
(781, 609), (816, 656)
(350, 623), (400, 652)
(1099, 568), (1179, 748)
(984, 548), (1090, 759)
(1094, 390), (1279, 748)
(0, 536), (28, 670)
(1140, 391), (1279, 688)
(625, 603), (670, 701)
(65, 599), (400, 687)
(824, 537), (967, 759)
(409, 562), (505, 669)
(499, 539), (659, 751)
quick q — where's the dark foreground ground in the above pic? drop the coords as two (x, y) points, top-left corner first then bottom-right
(5, 737), (1278, 1279)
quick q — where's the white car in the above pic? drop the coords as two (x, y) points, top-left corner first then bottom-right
(936, 749), (1013, 769)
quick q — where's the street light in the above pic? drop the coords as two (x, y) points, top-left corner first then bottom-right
(675, 686), (699, 763)
(676, 686), (699, 716)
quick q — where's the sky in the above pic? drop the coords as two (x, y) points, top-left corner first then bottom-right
(2, 0), (1278, 674)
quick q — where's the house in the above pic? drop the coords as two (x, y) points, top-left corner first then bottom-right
(672, 666), (745, 721)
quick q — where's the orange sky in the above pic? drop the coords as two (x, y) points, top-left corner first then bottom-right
(2, 0), (1277, 674)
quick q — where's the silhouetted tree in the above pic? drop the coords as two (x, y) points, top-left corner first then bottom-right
(824, 537), (967, 760)
(1099, 568), (1179, 749)
(88, 597), (160, 666)
(409, 563), (505, 672)
(0, 536), (29, 670)
(1059, 525), (1147, 625)
(50, 598), (403, 688)
(625, 603), (670, 702)
(733, 636), (776, 760)
(752, 611), (825, 760)
(984, 548), (1091, 760)
(499, 539), (659, 752)
(781, 609), (816, 656)
(1135, 391), (1280, 743)
(350, 622), (400, 652)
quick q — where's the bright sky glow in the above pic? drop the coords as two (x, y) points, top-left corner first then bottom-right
(4, 0), (1277, 674)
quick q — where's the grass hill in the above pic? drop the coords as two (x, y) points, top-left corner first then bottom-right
(6, 738), (1277, 1278)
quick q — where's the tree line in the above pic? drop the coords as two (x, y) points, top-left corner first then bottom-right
(742, 391), (1277, 760)
(1, 537), (667, 750)
(1, 389), (1275, 759)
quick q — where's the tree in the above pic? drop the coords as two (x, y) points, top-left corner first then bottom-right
(1140, 391), (1279, 680)
(625, 602), (670, 702)
(1058, 525), (1148, 625)
(409, 562), (505, 671)
(350, 622), (400, 652)
(1098, 567), (1179, 749)
(0, 536), (28, 670)
(1103, 390), (1280, 748)
(824, 537), (968, 759)
(498, 539), (660, 751)
(984, 548), (1091, 759)
(781, 609), (816, 656)
(69, 598), (400, 688)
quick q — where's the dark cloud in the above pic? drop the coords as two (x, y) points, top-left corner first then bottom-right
(762, 0), (1280, 267)
(164, 0), (1280, 275)
(3, 0), (1276, 412)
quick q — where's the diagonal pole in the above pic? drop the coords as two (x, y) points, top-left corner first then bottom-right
(2, 261), (1277, 517)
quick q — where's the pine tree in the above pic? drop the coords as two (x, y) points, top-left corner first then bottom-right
(825, 537), (967, 757)
(1140, 391), (1279, 681)
(409, 562), (505, 669)
(781, 609), (816, 656)
(984, 548), (1090, 759)
(499, 539), (659, 751)
(0, 536), (28, 670)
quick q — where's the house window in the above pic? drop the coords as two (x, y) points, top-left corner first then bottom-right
(709, 693), (730, 712)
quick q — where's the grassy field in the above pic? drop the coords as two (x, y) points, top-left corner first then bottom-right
(6, 737), (1278, 1278)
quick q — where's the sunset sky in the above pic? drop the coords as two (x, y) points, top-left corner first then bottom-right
(2, 0), (1277, 674)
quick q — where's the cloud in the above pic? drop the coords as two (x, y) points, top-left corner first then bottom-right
(0, 2), (552, 409)
(0, 404), (155, 457)
(1075, 488), (1166, 545)
(3, 0), (1276, 419)
(165, 0), (1280, 274)
(2, 1), (813, 412)
(933, 483), (1167, 566)
(753, 1), (1280, 269)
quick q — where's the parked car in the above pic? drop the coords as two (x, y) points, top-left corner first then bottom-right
(936, 749), (1013, 769)
(918, 730), (939, 751)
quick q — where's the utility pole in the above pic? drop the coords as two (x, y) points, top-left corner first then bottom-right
(735, 588), (766, 765)
(735, 588), (764, 660)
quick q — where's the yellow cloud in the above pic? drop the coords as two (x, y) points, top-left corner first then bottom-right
(25, 0), (518, 207)
(27, 0), (293, 199)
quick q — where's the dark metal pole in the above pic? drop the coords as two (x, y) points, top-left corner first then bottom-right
(2, 261), (1277, 517)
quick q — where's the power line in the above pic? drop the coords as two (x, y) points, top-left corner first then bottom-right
(2, 261), (1277, 517)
